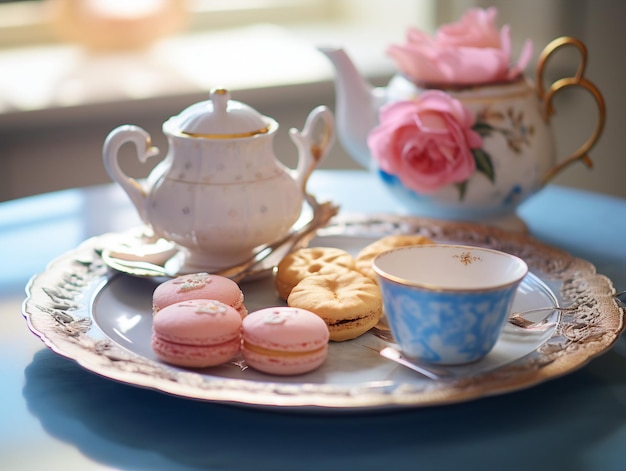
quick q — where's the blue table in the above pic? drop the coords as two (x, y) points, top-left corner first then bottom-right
(1, 170), (624, 471)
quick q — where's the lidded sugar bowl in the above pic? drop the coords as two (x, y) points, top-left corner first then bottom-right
(103, 88), (334, 269)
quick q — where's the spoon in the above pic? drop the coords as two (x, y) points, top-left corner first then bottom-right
(357, 344), (451, 380)
(506, 305), (579, 331)
(377, 346), (453, 380)
(504, 291), (626, 331)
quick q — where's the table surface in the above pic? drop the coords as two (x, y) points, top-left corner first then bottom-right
(1, 170), (625, 471)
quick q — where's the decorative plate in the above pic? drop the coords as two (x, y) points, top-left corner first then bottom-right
(22, 215), (625, 410)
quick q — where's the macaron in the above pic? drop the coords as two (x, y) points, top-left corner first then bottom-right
(152, 272), (247, 317)
(152, 299), (242, 368)
(242, 307), (329, 375)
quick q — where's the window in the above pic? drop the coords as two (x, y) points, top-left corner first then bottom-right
(0, 0), (435, 111)
(0, 0), (343, 49)
(0, 1), (438, 49)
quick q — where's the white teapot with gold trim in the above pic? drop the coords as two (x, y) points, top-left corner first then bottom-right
(320, 37), (605, 228)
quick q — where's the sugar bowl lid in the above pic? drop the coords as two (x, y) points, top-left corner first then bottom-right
(170, 88), (272, 138)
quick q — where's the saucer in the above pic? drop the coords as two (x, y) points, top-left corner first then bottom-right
(101, 194), (325, 280)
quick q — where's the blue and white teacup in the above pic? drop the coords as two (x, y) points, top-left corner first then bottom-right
(373, 244), (528, 365)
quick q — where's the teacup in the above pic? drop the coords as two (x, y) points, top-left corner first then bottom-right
(373, 244), (528, 365)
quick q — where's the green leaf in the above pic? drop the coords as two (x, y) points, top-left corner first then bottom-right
(472, 148), (495, 183)
(456, 181), (468, 201)
(472, 122), (495, 137)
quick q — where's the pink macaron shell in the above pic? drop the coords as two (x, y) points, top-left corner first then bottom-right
(152, 335), (241, 368)
(152, 273), (247, 317)
(242, 307), (329, 375)
(152, 299), (242, 368)
(153, 299), (242, 345)
(241, 344), (327, 375)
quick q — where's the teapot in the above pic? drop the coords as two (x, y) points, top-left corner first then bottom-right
(103, 88), (334, 270)
(319, 37), (605, 228)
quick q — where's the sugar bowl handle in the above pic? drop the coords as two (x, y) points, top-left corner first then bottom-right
(102, 125), (160, 223)
(536, 36), (606, 184)
(289, 106), (335, 192)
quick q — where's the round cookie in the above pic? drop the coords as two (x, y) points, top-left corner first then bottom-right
(152, 272), (247, 317)
(275, 247), (356, 300)
(287, 271), (382, 342)
(242, 307), (329, 375)
(152, 299), (242, 368)
(356, 235), (434, 281)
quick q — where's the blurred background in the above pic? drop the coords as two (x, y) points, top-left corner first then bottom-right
(0, 0), (624, 201)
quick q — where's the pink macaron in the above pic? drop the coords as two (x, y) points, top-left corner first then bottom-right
(152, 299), (242, 368)
(242, 307), (329, 375)
(152, 272), (247, 317)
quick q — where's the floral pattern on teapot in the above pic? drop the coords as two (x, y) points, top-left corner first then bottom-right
(320, 7), (605, 227)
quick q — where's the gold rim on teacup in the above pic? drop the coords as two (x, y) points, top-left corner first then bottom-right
(372, 244), (528, 293)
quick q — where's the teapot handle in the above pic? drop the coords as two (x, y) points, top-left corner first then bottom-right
(289, 106), (335, 192)
(536, 36), (606, 184)
(102, 125), (160, 223)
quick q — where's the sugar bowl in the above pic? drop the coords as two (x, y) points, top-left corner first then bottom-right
(103, 88), (334, 270)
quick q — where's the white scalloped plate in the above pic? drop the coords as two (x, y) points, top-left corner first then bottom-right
(22, 215), (625, 411)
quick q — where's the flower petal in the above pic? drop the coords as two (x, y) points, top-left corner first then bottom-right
(508, 39), (533, 80)
(386, 7), (531, 85)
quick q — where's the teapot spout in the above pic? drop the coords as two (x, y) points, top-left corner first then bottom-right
(318, 46), (385, 168)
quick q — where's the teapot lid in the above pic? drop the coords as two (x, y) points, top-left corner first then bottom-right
(173, 88), (271, 138)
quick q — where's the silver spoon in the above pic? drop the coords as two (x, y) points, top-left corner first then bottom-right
(377, 346), (453, 380)
(508, 291), (625, 331)
(363, 345), (453, 380)
(507, 305), (579, 331)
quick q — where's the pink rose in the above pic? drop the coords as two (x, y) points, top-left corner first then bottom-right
(387, 7), (532, 85)
(367, 91), (483, 194)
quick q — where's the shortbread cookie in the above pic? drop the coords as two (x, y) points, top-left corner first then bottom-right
(275, 247), (356, 300)
(287, 271), (382, 341)
(356, 234), (434, 281)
